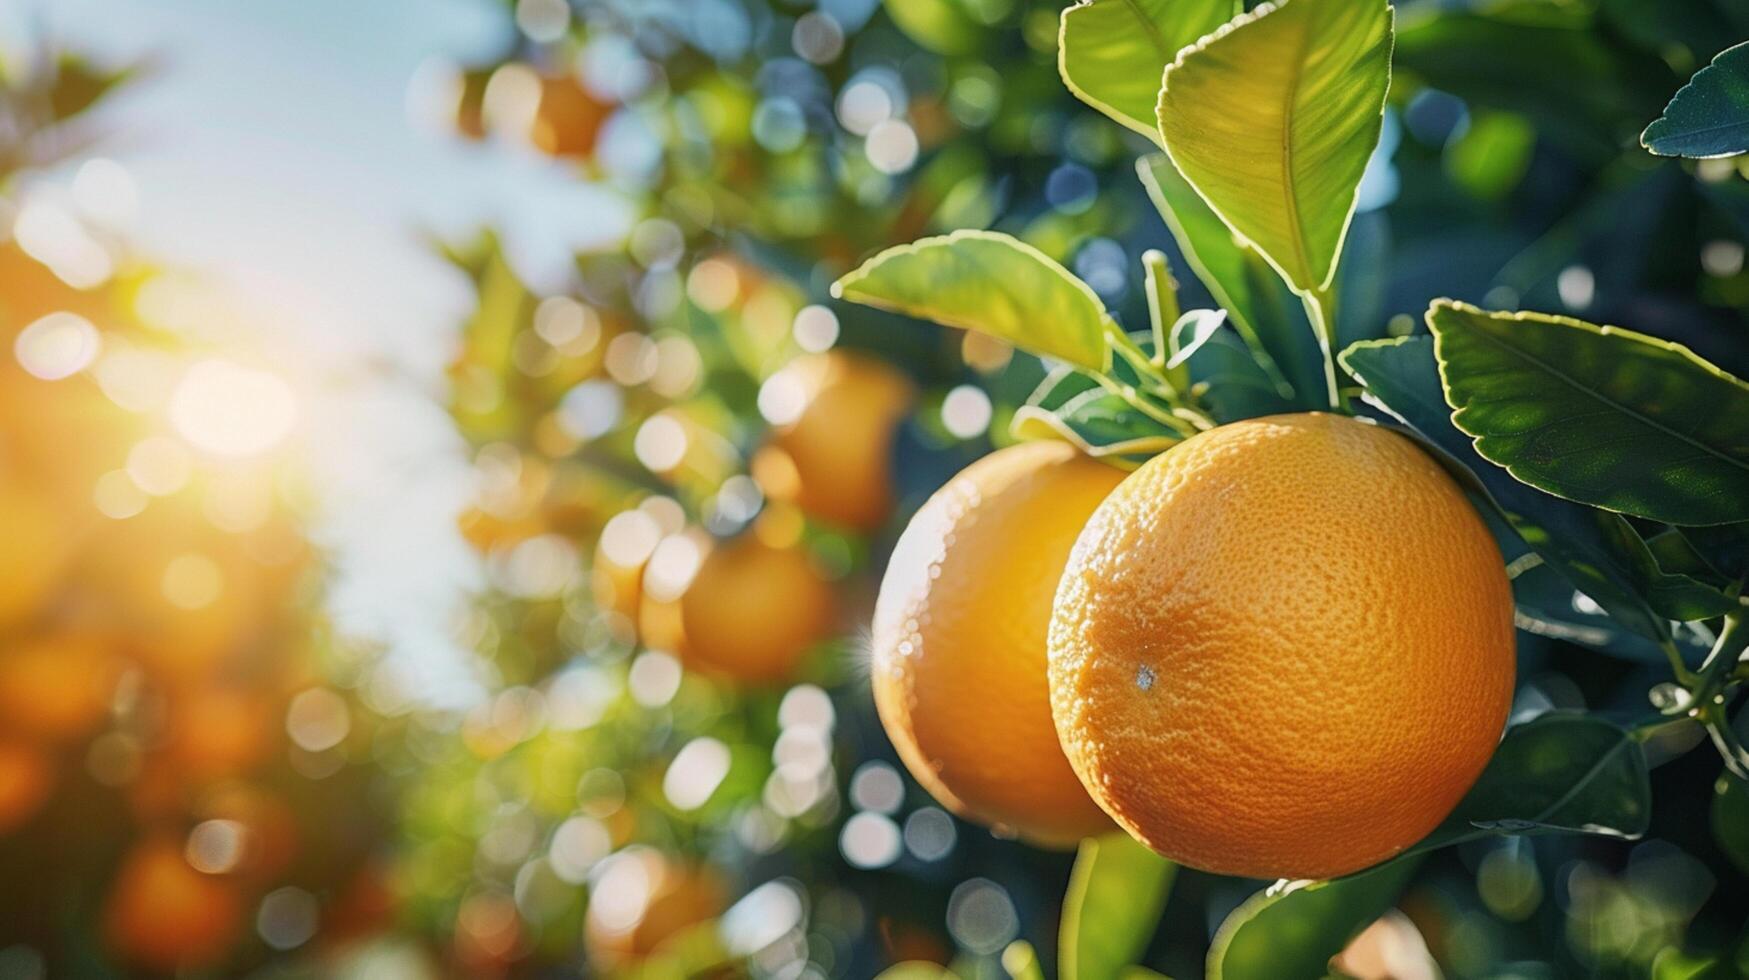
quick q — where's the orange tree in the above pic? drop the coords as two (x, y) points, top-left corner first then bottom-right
(833, 0), (1749, 976)
(390, 0), (1170, 974)
(0, 47), (392, 976)
(404, 0), (1749, 977)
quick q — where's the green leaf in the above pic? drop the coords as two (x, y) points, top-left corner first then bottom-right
(1341, 336), (1672, 642)
(1136, 155), (1320, 405)
(882, 0), (984, 56)
(1394, 11), (1666, 161)
(1013, 354), (1182, 467)
(1186, 328), (1300, 424)
(1510, 560), (1706, 667)
(1002, 942), (1045, 980)
(1652, 946), (1728, 980)
(1642, 40), (1749, 158)
(1208, 858), (1418, 980)
(1417, 713), (1651, 853)
(833, 230), (1113, 372)
(1059, 0), (1239, 137)
(1168, 309), (1228, 370)
(875, 964), (958, 980)
(1712, 772), (1749, 877)
(1427, 300), (1749, 527)
(1682, 523), (1749, 581)
(1062, 833), (1176, 980)
(1445, 111), (1536, 200)
(1156, 0), (1393, 294)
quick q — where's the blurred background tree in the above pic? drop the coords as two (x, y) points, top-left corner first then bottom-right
(0, 42), (396, 977)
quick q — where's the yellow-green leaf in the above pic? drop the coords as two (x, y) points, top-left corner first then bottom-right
(1156, 0), (1393, 294)
(1062, 833), (1175, 980)
(832, 230), (1113, 371)
(1059, 0), (1240, 137)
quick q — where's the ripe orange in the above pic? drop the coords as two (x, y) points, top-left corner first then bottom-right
(531, 73), (611, 159)
(763, 351), (914, 532)
(583, 848), (726, 968)
(1049, 413), (1515, 880)
(170, 684), (281, 780)
(872, 440), (1123, 847)
(0, 632), (121, 740)
(677, 534), (839, 683)
(0, 739), (54, 833)
(103, 835), (243, 972)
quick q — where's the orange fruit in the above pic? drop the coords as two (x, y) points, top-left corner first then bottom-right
(0, 739), (54, 833)
(764, 351), (913, 532)
(1049, 413), (1515, 880)
(871, 440), (1123, 847)
(677, 534), (838, 684)
(170, 684), (280, 780)
(0, 632), (121, 740)
(103, 835), (243, 972)
(531, 73), (611, 159)
(583, 848), (726, 968)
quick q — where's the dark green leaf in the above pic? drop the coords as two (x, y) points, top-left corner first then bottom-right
(1059, 0), (1240, 136)
(1208, 858), (1419, 980)
(1137, 155), (1321, 406)
(1394, 11), (1666, 159)
(833, 230), (1114, 371)
(1712, 772), (1749, 877)
(1417, 713), (1650, 853)
(1681, 523), (1749, 581)
(1642, 40), (1749, 158)
(1186, 328), (1299, 424)
(1339, 336), (1672, 641)
(1428, 300), (1749, 527)
(1511, 561), (1706, 667)
(1061, 833), (1175, 980)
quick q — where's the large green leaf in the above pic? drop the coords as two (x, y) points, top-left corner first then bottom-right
(1416, 713), (1650, 853)
(833, 231), (1113, 372)
(1208, 858), (1419, 980)
(1156, 0), (1393, 294)
(1427, 300), (1749, 527)
(1341, 336), (1672, 642)
(1136, 155), (1321, 405)
(1059, 0), (1239, 137)
(1642, 40), (1749, 158)
(1061, 833), (1175, 980)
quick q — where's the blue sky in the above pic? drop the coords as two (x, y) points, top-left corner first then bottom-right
(7, 0), (627, 704)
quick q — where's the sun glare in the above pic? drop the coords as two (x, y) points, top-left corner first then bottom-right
(167, 358), (298, 457)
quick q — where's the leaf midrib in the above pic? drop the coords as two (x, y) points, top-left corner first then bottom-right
(1650, 117), (1749, 142)
(1454, 318), (1749, 478)
(1118, 0), (1174, 61)
(1276, 8), (1315, 288)
(1520, 731), (1633, 829)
